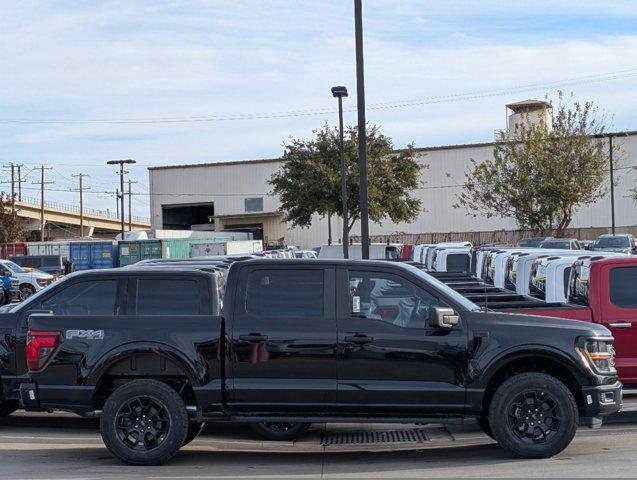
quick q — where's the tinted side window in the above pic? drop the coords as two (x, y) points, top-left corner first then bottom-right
(136, 278), (201, 315)
(246, 269), (323, 318)
(610, 267), (637, 308)
(40, 280), (118, 315)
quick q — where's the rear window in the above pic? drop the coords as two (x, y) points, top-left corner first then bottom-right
(246, 269), (323, 318)
(136, 278), (201, 315)
(610, 267), (637, 308)
(446, 253), (470, 273)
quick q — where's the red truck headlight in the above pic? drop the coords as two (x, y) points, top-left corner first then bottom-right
(26, 331), (61, 371)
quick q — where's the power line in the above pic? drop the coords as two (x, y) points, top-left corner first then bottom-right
(1, 68), (636, 125)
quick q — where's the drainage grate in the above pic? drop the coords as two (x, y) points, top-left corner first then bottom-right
(321, 428), (429, 446)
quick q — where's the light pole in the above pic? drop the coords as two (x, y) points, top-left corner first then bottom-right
(332, 85), (349, 258)
(354, 0), (370, 259)
(107, 159), (136, 239)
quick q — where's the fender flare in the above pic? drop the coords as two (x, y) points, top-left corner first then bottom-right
(476, 344), (592, 390)
(86, 341), (202, 388)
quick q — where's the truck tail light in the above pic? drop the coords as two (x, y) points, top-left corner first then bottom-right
(26, 330), (61, 371)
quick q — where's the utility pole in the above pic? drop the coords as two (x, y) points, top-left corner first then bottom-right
(608, 134), (616, 235)
(17, 165), (22, 201)
(115, 189), (120, 219)
(32, 165), (53, 241)
(72, 173), (89, 236)
(107, 159), (136, 239)
(127, 179), (138, 231)
(1, 163), (22, 212)
(354, 0), (370, 259)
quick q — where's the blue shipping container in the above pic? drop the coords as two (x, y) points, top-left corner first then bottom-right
(70, 241), (118, 271)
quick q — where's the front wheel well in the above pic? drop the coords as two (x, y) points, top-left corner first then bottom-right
(481, 356), (584, 417)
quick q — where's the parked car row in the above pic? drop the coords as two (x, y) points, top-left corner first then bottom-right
(6, 256), (621, 465)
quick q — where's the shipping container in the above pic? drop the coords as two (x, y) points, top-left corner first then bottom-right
(27, 242), (70, 260)
(0, 242), (27, 259)
(162, 237), (234, 259)
(70, 241), (118, 271)
(189, 240), (263, 258)
(151, 229), (253, 240)
(118, 240), (163, 266)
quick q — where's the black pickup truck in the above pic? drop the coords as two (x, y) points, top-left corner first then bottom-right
(20, 259), (621, 465)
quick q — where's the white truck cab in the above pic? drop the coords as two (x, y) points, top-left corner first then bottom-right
(529, 252), (624, 302)
(512, 250), (587, 295)
(432, 247), (472, 272)
(0, 259), (54, 299)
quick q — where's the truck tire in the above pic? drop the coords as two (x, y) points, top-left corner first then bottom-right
(19, 284), (35, 300)
(489, 372), (578, 459)
(182, 422), (205, 446)
(250, 422), (311, 441)
(100, 379), (189, 465)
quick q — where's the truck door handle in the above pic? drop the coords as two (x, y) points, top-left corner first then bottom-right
(239, 334), (268, 342)
(344, 334), (373, 344)
(609, 322), (632, 328)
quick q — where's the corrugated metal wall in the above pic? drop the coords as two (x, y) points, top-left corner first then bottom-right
(149, 134), (637, 248)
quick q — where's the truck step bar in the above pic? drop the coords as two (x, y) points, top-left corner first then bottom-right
(229, 414), (467, 425)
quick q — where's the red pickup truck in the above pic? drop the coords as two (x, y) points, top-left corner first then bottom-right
(500, 256), (637, 386)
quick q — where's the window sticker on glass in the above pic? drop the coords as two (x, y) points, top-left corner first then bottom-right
(352, 295), (360, 313)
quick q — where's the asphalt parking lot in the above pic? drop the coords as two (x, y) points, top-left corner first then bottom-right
(0, 412), (637, 479)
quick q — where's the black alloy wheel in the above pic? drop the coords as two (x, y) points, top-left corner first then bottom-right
(100, 379), (188, 465)
(508, 389), (560, 444)
(489, 372), (577, 459)
(115, 396), (170, 451)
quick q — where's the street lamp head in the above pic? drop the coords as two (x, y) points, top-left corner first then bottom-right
(331, 86), (348, 98)
(107, 159), (136, 165)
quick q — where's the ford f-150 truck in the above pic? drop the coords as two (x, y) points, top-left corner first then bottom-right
(21, 260), (621, 465)
(435, 255), (637, 387)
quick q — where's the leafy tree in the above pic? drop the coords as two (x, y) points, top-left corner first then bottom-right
(269, 124), (423, 238)
(0, 193), (25, 242)
(455, 94), (611, 237)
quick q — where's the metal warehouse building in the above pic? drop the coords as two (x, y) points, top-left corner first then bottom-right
(148, 101), (637, 249)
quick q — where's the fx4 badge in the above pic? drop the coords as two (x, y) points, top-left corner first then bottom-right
(66, 329), (105, 340)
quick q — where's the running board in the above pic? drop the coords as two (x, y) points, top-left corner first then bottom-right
(228, 415), (467, 425)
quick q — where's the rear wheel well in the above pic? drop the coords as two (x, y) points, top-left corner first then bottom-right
(481, 356), (584, 418)
(93, 354), (196, 409)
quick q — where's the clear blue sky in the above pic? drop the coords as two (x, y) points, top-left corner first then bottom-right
(1, 1), (636, 216)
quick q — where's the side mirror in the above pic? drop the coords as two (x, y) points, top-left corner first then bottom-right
(429, 307), (460, 328)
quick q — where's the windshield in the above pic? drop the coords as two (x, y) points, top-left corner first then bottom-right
(596, 237), (630, 248)
(402, 263), (480, 311)
(3, 261), (25, 273)
(540, 241), (570, 249)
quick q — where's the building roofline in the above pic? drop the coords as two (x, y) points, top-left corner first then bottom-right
(148, 130), (637, 171)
